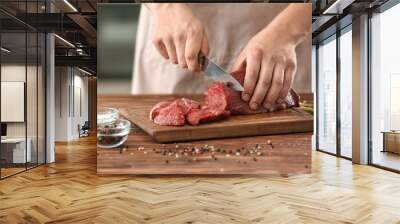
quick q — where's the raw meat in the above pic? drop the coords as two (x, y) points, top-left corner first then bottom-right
(186, 108), (230, 125)
(149, 101), (172, 121)
(150, 98), (200, 126)
(186, 83), (231, 125)
(150, 69), (300, 126)
(153, 101), (186, 126)
(176, 98), (201, 114)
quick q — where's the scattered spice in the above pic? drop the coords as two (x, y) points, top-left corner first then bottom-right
(141, 143), (271, 164)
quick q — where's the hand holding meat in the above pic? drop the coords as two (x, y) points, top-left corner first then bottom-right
(232, 4), (311, 112)
(147, 3), (209, 72)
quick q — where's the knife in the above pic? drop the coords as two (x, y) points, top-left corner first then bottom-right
(198, 54), (244, 92)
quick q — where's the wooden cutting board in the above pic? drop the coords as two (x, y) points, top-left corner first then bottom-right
(114, 95), (313, 143)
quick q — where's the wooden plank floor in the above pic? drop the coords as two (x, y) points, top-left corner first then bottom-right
(1, 135), (400, 224)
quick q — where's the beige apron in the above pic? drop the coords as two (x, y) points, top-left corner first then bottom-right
(132, 3), (311, 94)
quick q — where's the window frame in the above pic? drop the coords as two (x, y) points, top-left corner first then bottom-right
(367, 0), (400, 173)
(315, 22), (353, 161)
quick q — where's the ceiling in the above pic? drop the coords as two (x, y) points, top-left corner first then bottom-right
(1, 0), (396, 74)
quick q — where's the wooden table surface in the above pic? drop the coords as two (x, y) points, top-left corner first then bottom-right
(98, 94), (312, 175)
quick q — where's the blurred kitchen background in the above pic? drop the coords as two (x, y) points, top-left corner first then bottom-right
(97, 4), (139, 94)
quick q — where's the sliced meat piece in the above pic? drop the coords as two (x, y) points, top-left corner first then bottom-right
(149, 98), (201, 126)
(186, 82), (231, 125)
(149, 101), (172, 121)
(153, 101), (186, 126)
(204, 82), (232, 108)
(187, 107), (230, 125)
(175, 98), (201, 114)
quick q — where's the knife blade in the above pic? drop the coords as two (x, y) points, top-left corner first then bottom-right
(199, 55), (244, 92)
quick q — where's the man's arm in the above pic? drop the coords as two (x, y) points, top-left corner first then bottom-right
(232, 4), (311, 111)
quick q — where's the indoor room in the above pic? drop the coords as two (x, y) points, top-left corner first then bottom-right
(0, 0), (97, 179)
(1, 0), (400, 223)
(0, 14), (46, 178)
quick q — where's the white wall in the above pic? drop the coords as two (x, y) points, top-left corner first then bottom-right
(1, 63), (46, 164)
(1, 65), (39, 138)
(54, 67), (89, 141)
(1, 66), (26, 138)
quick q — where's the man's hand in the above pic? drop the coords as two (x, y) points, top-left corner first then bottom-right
(231, 4), (311, 111)
(147, 3), (209, 72)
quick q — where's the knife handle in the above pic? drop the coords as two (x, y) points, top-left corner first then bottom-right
(198, 53), (206, 70)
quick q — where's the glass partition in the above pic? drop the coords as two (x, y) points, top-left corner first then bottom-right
(37, 32), (45, 165)
(370, 3), (400, 171)
(339, 27), (352, 158)
(1, 31), (28, 177)
(27, 30), (38, 169)
(0, 2), (46, 179)
(317, 35), (337, 154)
